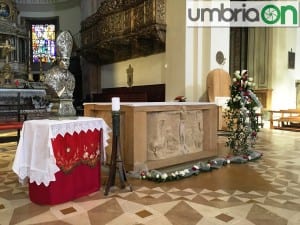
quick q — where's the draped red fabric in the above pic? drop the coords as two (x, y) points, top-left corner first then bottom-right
(81, 129), (100, 165)
(29, 129), (102, 205)
(29, 162), (100, 205)
(51, 129), (100, 173)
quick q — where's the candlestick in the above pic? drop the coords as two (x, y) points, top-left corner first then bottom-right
(105, 99), (132, 195)
(112, 97), (120, 111)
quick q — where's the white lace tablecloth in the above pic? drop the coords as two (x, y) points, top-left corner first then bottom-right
(12, 116), (111, 186)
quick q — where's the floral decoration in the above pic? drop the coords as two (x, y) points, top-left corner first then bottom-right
(224, 70), (262, 155)
(51, 130), (101, 173)
(140, 150), (262, 182)
(174, 96), (186, 102)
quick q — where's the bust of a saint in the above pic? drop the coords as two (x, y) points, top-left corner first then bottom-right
(44, 31), (75, 99)
(44, 31), (76, 116)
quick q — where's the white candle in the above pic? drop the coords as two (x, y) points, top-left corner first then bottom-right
(112, 97), (120, 111)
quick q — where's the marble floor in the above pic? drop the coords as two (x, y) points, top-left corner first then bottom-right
(1, 128), (300, 225)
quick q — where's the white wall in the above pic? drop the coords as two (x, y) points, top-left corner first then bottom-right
(101, 53), (165, 88)
(164, 0), (186, 101)
(187, 27), (230, 102)
(271, 28), (300, 110)
(18, 5), (81, 36)
(80, 0), (103, 20)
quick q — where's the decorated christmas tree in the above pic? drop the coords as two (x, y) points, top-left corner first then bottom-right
(224, 70), (262, 155)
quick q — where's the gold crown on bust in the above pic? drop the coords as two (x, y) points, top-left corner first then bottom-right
(56, 31), (73, 58)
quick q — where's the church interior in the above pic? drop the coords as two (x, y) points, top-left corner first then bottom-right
(1, 0), (300, 224)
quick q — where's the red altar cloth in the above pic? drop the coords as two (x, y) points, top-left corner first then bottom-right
(29, 162), (100, 205)
(29, 129), (103, 205)
(13, 117), (111, 205)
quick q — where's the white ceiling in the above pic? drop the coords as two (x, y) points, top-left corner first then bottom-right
(15, 0), (80, 12)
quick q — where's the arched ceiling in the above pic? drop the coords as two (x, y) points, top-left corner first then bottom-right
(15, 0), (80, 12)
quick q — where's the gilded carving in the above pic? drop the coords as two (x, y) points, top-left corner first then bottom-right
(147, 110), (204, 160)
(0, 0), (17, 22)
(145, 0), (154, 24)
(124, 9), (131, 32)
(113, 12), (124, 34)
(133, 4), (144, 30)
(81, 0), (166, 64)
(155, 0), (166, 24)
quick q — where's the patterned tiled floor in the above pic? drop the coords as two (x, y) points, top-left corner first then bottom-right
(1, 128), (300, 225)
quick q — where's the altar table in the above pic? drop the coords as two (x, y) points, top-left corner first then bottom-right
(12, 117), (111, 205)
(84, 102), (217, 171)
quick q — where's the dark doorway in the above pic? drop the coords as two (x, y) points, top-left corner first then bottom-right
(69, 55), (83, 115)
(229, 27), (248, 75)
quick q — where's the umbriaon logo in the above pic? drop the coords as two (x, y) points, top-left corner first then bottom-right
(186, 1), (299, 27)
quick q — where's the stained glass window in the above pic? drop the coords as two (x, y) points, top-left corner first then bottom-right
(31, 24), (56, 63)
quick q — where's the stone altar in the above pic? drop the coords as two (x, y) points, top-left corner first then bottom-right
(84, 102), (218, 171)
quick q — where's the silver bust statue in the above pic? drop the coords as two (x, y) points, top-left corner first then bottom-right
(44, 31), (76, 117)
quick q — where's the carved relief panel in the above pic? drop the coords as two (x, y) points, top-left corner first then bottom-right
(147, 110), (204, 161)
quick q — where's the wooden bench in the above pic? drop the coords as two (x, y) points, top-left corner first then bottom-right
(269, 109), (300, 131)
(0, 93), (27, 143)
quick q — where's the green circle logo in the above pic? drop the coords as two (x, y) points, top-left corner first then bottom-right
(261, 4), (281, 24)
